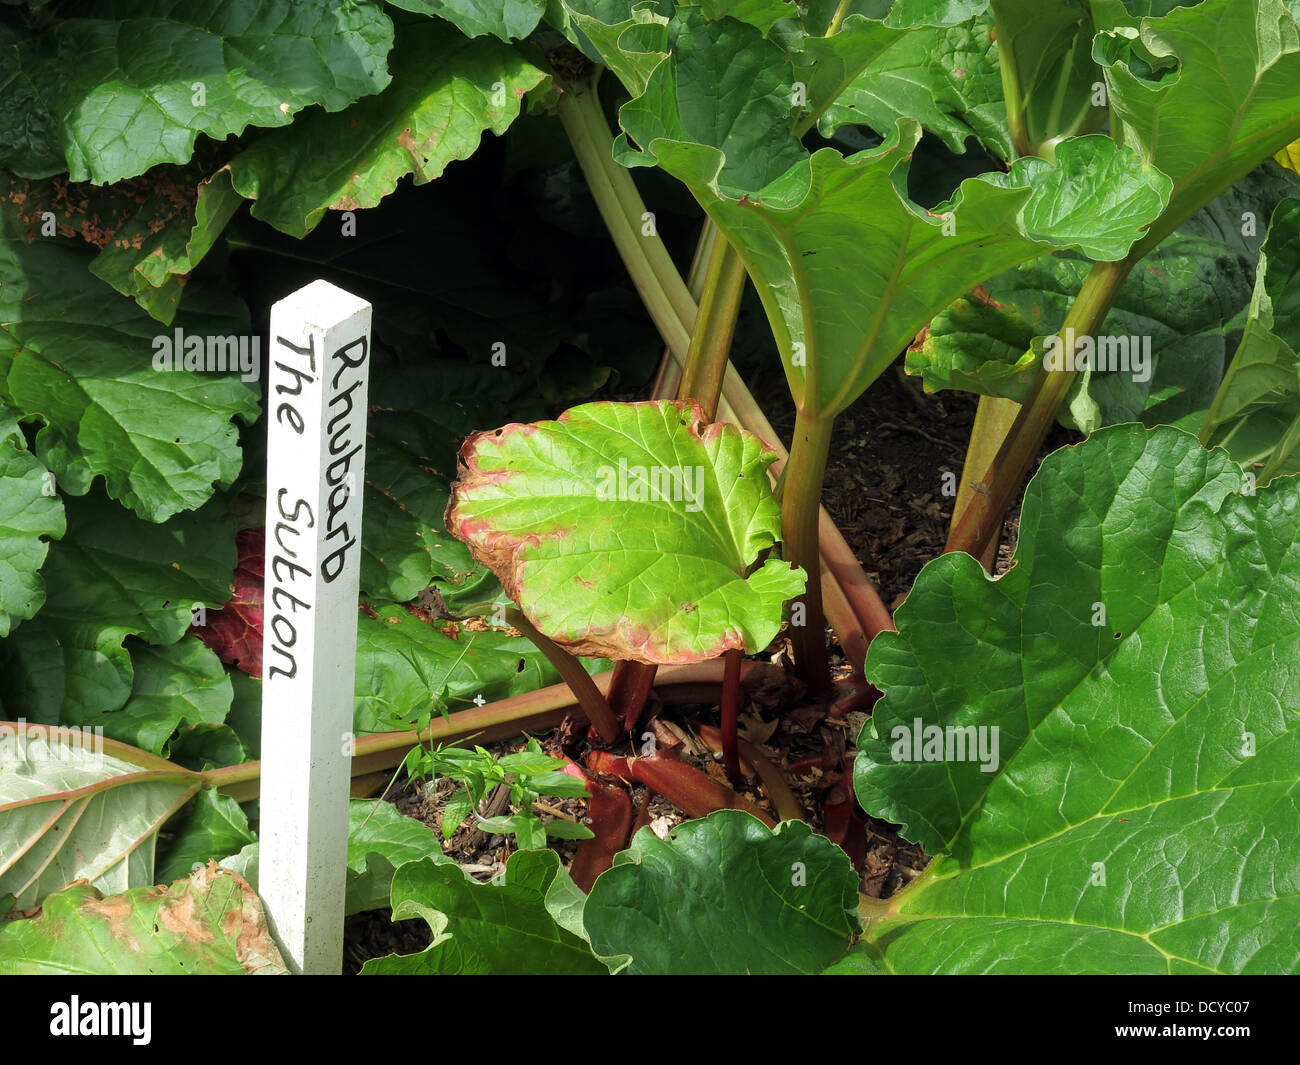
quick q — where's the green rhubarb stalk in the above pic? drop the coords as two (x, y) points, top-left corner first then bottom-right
(782, 408), (837, 691)
(992, 7), (1031, 159)
(555, 69), (695, 358)
(950, 394), (1022, 572)
(677, 235), (747, 421)
(946, 258), (1131, 560)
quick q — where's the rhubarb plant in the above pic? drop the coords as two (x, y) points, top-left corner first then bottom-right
(558, 0), (1172, 683)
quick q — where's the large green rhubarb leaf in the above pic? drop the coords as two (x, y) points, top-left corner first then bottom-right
(583, 811), (861, 974)
(1201, 197), (1300, 483)
(850, 424), (1300, 974)
(565, 1), (992, 193)
(0, 0), (394, 184)
(445, 400), (805, 663)
(0, 724), (202, 909)
(1095, 0), (1300, 252)
(649, 122), (1167, 418)
(361, 849), (607, 974)
(230, 19), (546, 237)
(0, 863), (286, 975)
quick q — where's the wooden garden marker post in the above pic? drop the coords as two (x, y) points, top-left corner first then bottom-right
(259, 280), (372, 975)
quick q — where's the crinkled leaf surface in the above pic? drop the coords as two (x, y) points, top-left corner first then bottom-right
(230, 19), (546, 237)
(0, 490), (235, 725)
(0, 863), (285, 975)
(361, 849), (607, 973)
(105, 638), (235, 757)
(1095, 0), (1300, 249)
(0, 182), (261, 522)
(852, 424), (1300, 974)
(584, 1), (990, 195)
(582, 811), (861, 974)
(1202, 197), (1300, 482)
(219, 799), (448, 916)
(0, 726), (202, 909)
(0, 406), (63, 637)
(0, 0), (394, 184)
(446, 400), (805, 663)
(818, 23), (994, 155)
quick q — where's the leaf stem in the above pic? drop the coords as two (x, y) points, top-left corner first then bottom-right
(782, 407), (836, 690)
(505, 608), (621, 743)
(946, 258), (1131, 559)
(992, 9), (1030, 158)
(720, 648), (743, 787)
(827, 0), (853, 36)
(677, 236), (748, 420)
(555, 70), (695, 354)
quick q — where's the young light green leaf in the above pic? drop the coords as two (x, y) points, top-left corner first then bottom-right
(854, 424), (1300, 974)
(543, 819), (595, 839)
(442, 786), (476, 840)
(446, 400), (805, 663)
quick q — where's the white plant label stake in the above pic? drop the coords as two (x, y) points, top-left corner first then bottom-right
(260, 280), (372, 975)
